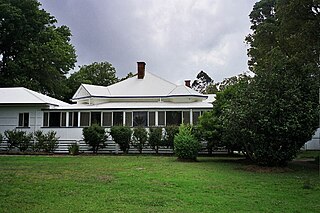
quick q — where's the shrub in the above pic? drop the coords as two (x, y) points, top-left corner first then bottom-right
(34, 130), (59, 153)
(33, 130), (46, 152)
(196, 111), (223, 155)
(174, 124), (201, 161)
(148, 127), (163, 154)
(132, 127), (148, 154)
(4, 129), (33, 152)
(110, 126), (132, 154)
(68, 143), (80, 155)
(164, 125), (179, 149)
(83, 124), (107, 153)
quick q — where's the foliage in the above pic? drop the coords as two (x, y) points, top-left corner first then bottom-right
(4, 129), (33, 152)
(67, 61), (118, 100)
(34, 130), (59, 153)
(132, 127), (148, 154)
(68, 143), (80, 155)
(148, 127), (163, 154)
(0, 0), (76, 99)
(174, 124), (201, 160)
(222, 0), (320, 166)
(83, 124), (107, 154)
(217, 77), (251, 154)
(120, 72), (135, 81)
(164, 125), (179, 149)
(197, 111), (222, 155)
(192, 70), (214, 93)
(110, 126), (132, 154)
(204, 83), (218, 94)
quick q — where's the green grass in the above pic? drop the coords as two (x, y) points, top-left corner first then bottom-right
(297, 150), (320, 159)
(0, 155), (319, 213)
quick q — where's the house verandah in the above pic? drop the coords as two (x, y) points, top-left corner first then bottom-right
(35, 108), (210, 154)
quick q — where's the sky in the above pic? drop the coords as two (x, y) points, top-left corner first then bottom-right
(39, 0), (257, 84)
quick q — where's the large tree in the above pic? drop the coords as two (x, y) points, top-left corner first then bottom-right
(0, 0), (76, 99)
(231, 0), (320, 166)
(66, 61), (118, 100)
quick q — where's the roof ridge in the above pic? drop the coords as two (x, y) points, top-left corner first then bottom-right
(147, 71), (176, 87)
(167, 85), (179, 95)
(24, 88), (49, 104)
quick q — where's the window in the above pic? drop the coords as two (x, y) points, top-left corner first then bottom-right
(80, 112), (90, 127)
(43, 112), (49, 127)
(18, 113), (29, 127)
(158, 111), (165, 126)
(69, 112), (78, 127)
(61, 112), (67, 127)
(91, 112), (101, 125)
(49, 112), (61, 127)
(192, 111), (201, 124)
(183, 111), (190, 124)
(113, 112), (123, 126)
(125, 112), (132, 127)
(166, 111), (182, 126)
(133, 111), (147, 127)
(149, 112), (155, 127)
(102, 112), (112, 126)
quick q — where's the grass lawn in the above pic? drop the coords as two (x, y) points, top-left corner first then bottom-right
(0, 155), (319, 213)
(297, 150), (320, 159)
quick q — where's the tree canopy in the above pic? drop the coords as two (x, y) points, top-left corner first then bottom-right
(66, 61), (118, 100)
(0, 0), (76, 99)
(200, 0), (319, 166)
(241, 0), (319, 166)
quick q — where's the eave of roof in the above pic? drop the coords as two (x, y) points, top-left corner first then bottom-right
(54, 101), (213, 110)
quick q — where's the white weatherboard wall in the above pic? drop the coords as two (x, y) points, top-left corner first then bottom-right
(304, 128), (320, 150)
(0, 106), (43, 134)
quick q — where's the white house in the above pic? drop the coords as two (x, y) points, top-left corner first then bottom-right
(0, 62), (214, 152)
(0, 62), (318, 152)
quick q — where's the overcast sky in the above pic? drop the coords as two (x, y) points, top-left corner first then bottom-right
(39, 0), (257, 84)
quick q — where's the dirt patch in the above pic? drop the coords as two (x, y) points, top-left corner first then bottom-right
(96, 175), (114, 183)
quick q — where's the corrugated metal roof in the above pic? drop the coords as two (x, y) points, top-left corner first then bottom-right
(0, 87), (70, 106)
(72, 71), (207, 100)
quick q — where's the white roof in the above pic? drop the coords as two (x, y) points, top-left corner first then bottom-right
(72, 71), (207, 100)
(0, 87), (70, 106)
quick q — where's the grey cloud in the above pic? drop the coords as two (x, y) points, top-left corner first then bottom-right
(39, 0), (257, 83)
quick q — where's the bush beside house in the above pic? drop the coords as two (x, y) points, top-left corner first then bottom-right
(110, 126), (132, 154)
(148, 127), (163, 154)
(34, 130), (59, 153)
(83, 124), (107, 154)
(132, 127), (148, 154)
(174, 125), (201, 161)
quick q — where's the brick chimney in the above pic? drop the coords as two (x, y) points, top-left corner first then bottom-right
(137, 62), (146, 79)
(185, 80), (191, 88)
